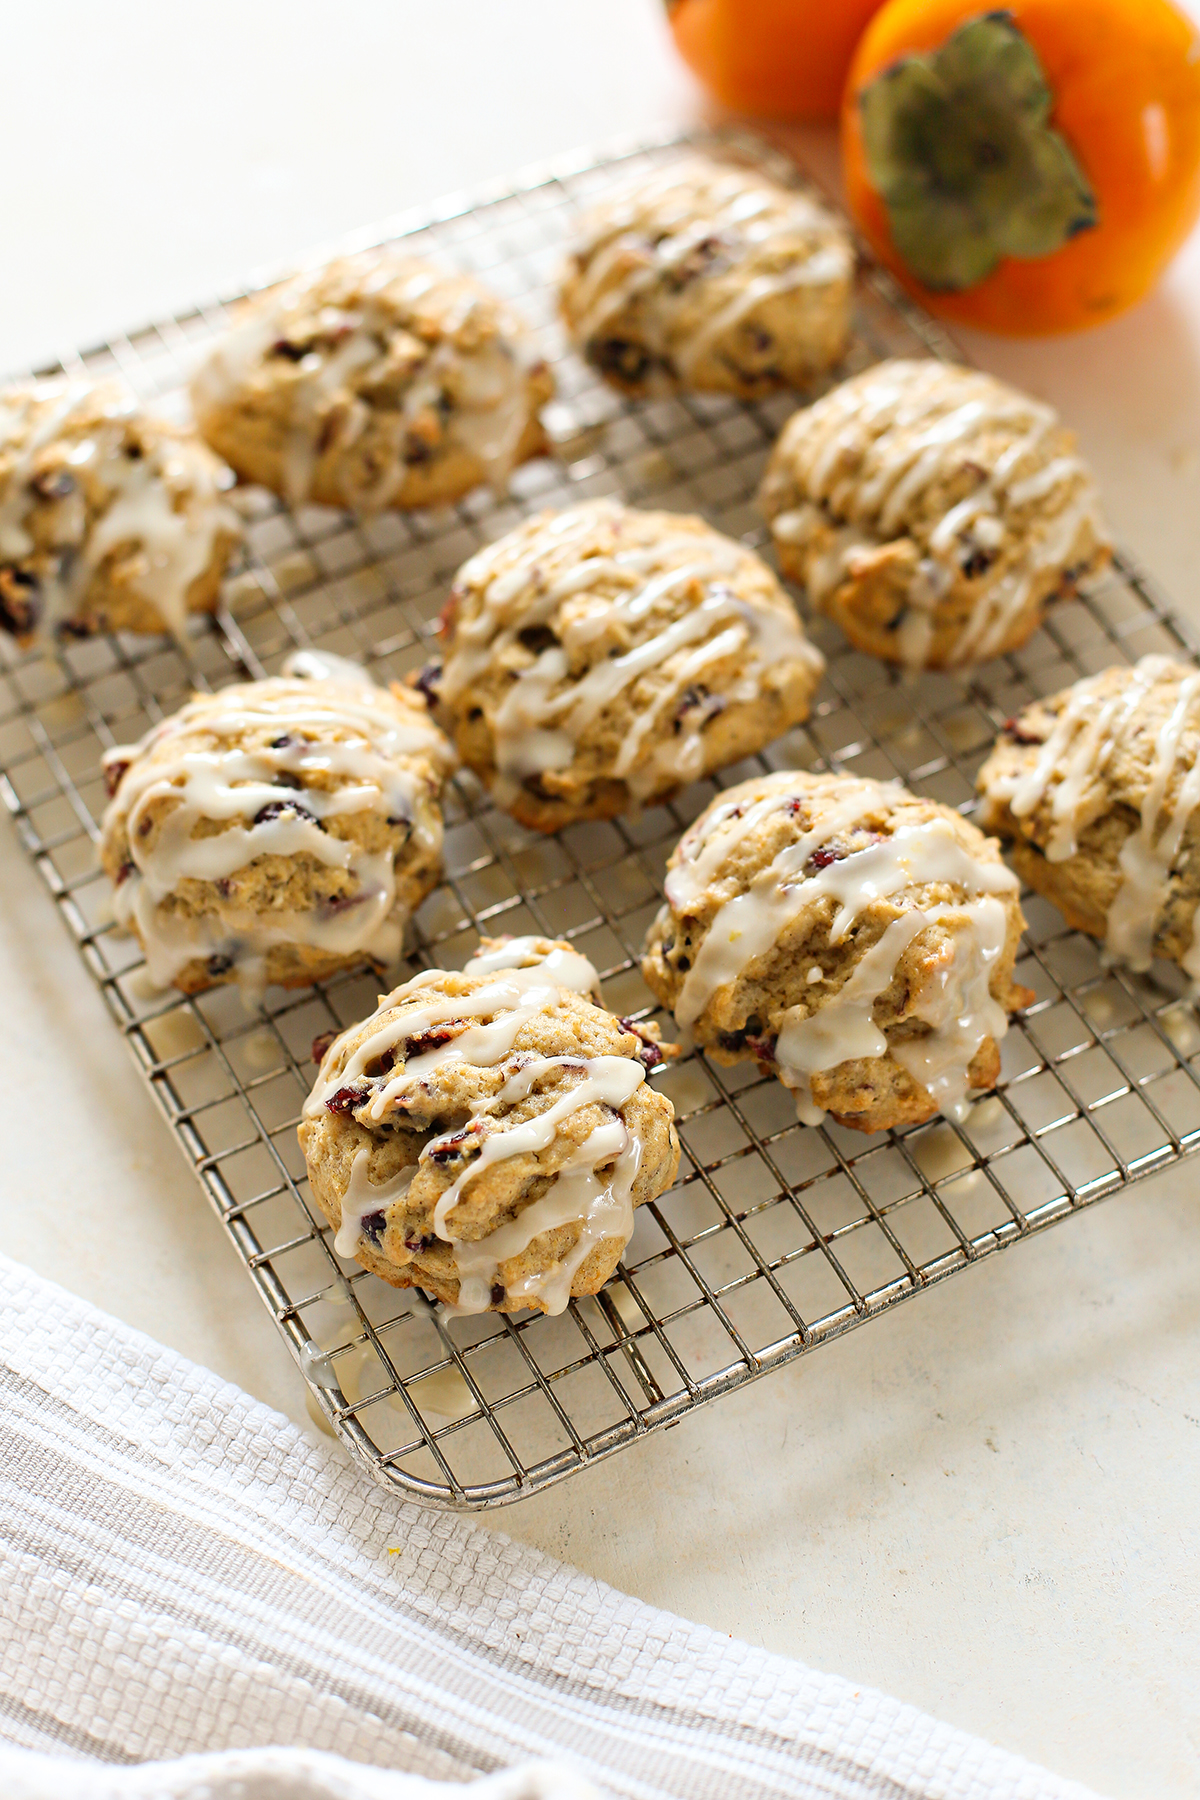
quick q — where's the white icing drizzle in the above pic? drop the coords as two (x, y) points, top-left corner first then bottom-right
(664, 773), (1017, 1124)
(461, 934), (601, 992)
(774, 895), (1011, 1125)
(669, 776), (903, 1023)
(988, 656), (1200, 973)
(676, 247), (851, 381)
(1002, 669), (1151, 861)
(888, 900), (1011, 1119)
(307, 956), (602, 1124)
(567, 158), (850, 379)
(0, 380), (239, 639)
(335, 1155), (415, 1259)
(776, 914), (927, 1122)
(192, 253), (540, 509)
(441, 500), (821, 802)
(768, 361), (1108, 668)
(428, 1052), (639, 1228)
(102, 673), (450, 991)
(309, 952), (646, 1314)
(453, 1126), (641, 1316)
(665, 771), (886, 917)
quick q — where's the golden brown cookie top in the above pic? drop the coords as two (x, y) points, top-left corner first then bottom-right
(430, 497), (823, 817)
(760, 359), (1111, 666)
(191, 250), (550, 509)
(643, 768), (1024, 1127)
(561, 154), (852, 395)
(978, 655), (1200, 974)
(0, 377), (239, 643)
(99, 664), (453, 992)
(302, 948), (678, 1313)
(980, 658), (1200, 850)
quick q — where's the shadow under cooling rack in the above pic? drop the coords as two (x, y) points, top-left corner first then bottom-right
(4, 124), (1200, 1508)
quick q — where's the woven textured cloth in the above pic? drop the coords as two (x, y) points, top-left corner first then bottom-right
(0, 1252), (1104, 1800)
(0, 1744), (596, 1798)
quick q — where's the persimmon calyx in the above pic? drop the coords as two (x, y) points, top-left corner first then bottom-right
(858, 11), (1098, 291)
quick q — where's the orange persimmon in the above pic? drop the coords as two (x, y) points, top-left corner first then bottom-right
(666, 0), (887, 120)
(841, 0), (1200, 333)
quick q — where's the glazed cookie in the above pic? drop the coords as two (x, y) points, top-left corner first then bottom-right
(560, 154), (853, 399)
(99, 653), (454, 995)
(641, 769), (1029, 1132)
(191, 250), (553, 512)
(0, 379), (240, 645)
(759, 360), (1111, 670)
(299, 936), (680, 1314)
(977, 655), (1200, 977)
(421, 497), (825, 832)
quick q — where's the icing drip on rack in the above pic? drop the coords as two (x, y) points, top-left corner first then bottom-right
(192, 254), (540, 509)
(0, 380), (239, 639)
(768, 361), (1108, 668)
(568, 158), (850, 379)
(665, 772), (1017, 1123)
(101, 670), (450, 991)
(440, 500), (820, 802)
(989, 655), (1200, 975)
(310, 943), (648, 1315)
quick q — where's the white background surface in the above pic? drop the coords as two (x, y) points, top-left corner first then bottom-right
(4, 5), (1200, 1798)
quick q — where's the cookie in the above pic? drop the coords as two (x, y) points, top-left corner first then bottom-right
(191, 250), (553, 512)
(299, 935), (680, 1314)
(977, 655), (1200, 977)
(99, 655), (454, 996)
(641, 769), (1029, 1132)
(560, 154), (853, 399)
(420, 497), (824, 832)
(0, 379), (240, 645)
(759, 359), (1111, 670)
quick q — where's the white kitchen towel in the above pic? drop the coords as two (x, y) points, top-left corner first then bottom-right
(0, 1743), (599, 1799)
(0, 1252), (1104, 1800)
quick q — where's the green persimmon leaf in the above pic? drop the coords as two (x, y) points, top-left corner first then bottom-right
(859, 11), (1097, 291)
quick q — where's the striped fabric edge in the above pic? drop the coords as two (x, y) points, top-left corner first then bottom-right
(0, 1743), (604, 1799)
(0, 1253), (1105, 1800)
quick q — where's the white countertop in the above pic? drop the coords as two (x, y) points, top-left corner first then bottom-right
(4, 7), (1200, 1798)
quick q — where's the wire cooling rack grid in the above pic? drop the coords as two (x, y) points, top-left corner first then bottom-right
(5, 126), (1200, 1509)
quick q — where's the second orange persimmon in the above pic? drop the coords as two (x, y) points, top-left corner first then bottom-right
(666, 0), (887, 120)
(841, 0), (1200, 333)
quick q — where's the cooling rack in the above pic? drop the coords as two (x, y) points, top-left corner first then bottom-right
(5, 124), (1200, 1511)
